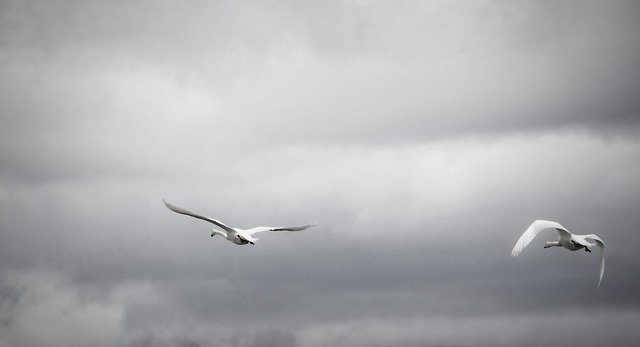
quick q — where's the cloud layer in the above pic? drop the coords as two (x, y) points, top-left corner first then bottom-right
(1, 1), (640, 346)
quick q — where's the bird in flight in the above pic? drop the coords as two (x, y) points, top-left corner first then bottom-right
(163, 200), (316, 245)
(511, 220), (606, 286)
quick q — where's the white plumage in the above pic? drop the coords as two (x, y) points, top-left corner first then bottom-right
(511, 220), (606, 286)
(164, 200), (316, 245)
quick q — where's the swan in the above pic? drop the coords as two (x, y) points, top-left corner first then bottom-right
(163, 200), (316, 245)
(511, 220), (606, 286)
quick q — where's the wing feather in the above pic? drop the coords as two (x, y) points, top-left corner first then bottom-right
(248, 224), (317, 236)
(511, 220), (570, 257)
(582, 234), (606, 287)
(163, 200), (236, 234)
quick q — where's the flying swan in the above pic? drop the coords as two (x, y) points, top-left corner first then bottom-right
(511, 220), (606, 286)
(163, 200), (316, 245)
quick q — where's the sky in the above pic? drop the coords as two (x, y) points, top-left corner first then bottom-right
(1, 0), (640, 346)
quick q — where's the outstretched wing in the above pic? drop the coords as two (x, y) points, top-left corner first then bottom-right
(511, 220), (570, 257)
(582, 234), (606, 287)
(247, 224), (317, 236)
(163, 199), (236, 233)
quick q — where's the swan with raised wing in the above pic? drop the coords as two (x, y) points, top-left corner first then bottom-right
(511, 220), (606, 286)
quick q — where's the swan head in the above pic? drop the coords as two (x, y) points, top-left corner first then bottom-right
(211, 230), (226, 238)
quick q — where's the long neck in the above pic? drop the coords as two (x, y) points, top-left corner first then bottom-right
(544, 241), (560, 248)
(212, 230), (228, 238)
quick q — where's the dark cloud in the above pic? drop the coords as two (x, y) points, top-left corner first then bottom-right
(3, 134), (640, 346)
(2, 0), (640, 346)
(1, 0), (639, 158)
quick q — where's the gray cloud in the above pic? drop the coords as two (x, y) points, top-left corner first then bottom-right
(294, 309), (640, 347)
(3, 133), (640, 346)
(1, 1), (639, 156)
(2, 1), (640, 346)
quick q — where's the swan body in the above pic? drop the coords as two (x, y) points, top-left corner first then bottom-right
(163, 200), (316, 245)
(511, 220), (606, 286)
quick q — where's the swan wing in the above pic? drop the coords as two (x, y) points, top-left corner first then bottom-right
(511, 220), (570, 257)
(163, 200), (236, 234)
(248, 224), (317, 236)
(582, 234), (606, 287)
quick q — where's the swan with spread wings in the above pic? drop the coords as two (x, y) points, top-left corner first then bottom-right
(164, 200), (316, 245)
(511, 220), (606, 286)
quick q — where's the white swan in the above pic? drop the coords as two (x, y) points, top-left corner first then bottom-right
(511, 220), (606, 286)
(163, 200), (316, 245)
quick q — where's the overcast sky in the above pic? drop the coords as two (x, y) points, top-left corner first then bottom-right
(1, 1), (640, 346)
